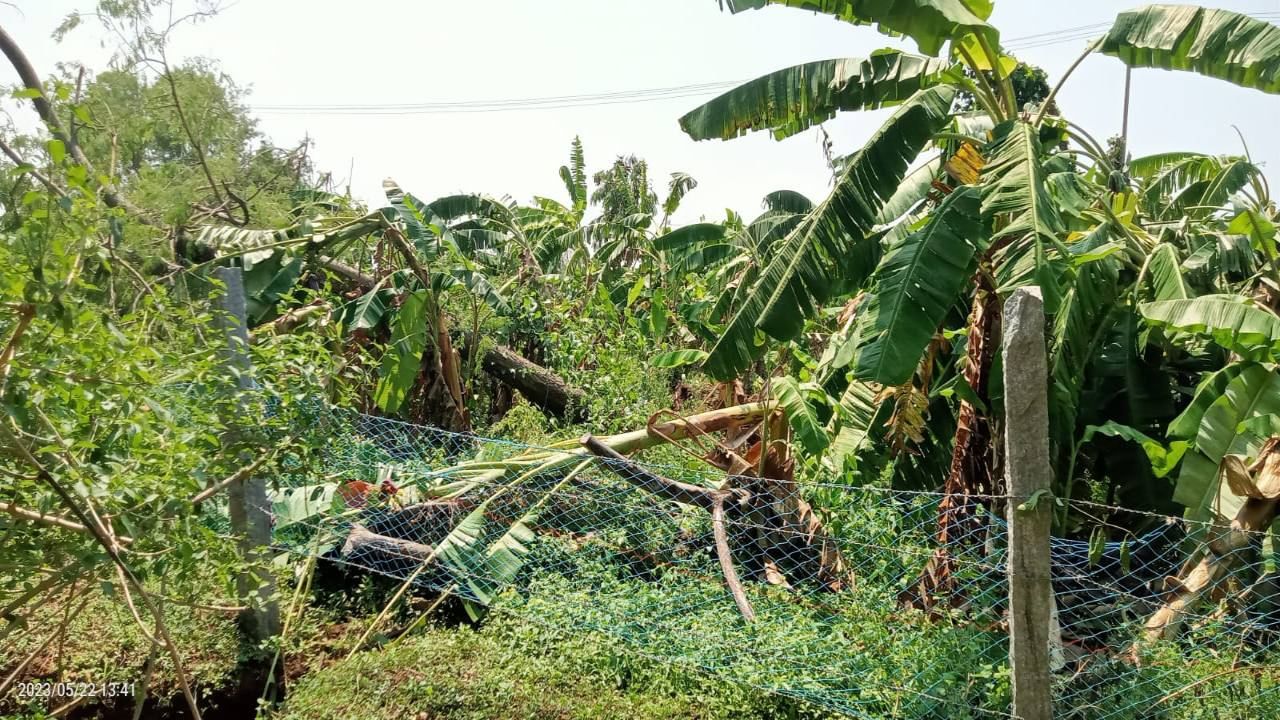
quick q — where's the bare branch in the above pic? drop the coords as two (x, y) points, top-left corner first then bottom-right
(0, 22), (155, 224)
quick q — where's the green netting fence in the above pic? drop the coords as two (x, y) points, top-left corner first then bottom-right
(258, 401), (1279, 720)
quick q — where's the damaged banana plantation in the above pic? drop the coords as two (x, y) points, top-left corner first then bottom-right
(3, 1), (1280, 719)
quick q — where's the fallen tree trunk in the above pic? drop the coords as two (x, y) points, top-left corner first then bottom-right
(583, 409), (849, 595)
(464, 337), (588, 422)
(249, 303), (331, 343)
(321, 258), (375, 291)
(580, 434), (728, 510)
(342, 525), (434, 568)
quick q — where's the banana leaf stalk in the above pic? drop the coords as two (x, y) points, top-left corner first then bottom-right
(339, 402), (775, 611)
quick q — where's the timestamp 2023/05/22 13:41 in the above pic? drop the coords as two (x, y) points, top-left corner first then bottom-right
(11, 681), (137, 700)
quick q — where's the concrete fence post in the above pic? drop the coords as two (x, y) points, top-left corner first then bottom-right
(212, 266), (281, 647)
(1002, 286), (1054, 720)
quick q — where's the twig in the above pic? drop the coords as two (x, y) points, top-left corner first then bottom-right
(0, 23), (153, 223)
(47, 696), (86, 718)
(1157, 664), (1279, 705)
(130, 636), (157, 720)
(157, 43), (228, 221)
(114, 562), (159, 646)
(0, 135), (67, 197)
(0, 422), (204, 720)
(0, 585), (93, 697)
(261, 538), (320, 705)
(0, 500), (134, 543)
(0, 570), (79, 641)
(190, 442), (285, 506)
(0, 302), (35, 387)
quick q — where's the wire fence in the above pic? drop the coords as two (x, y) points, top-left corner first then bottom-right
(260, 401), (1280, 720)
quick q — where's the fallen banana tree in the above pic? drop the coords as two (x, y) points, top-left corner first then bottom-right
(249, 300), (589, 422)
(326, 401), (850, 635)
(1138, 437), (1280, 647)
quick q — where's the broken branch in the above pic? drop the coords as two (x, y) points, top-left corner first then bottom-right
(581, 433), (728, 511)
(712, 494), (756, 622)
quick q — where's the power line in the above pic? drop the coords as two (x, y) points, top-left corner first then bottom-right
(1005, 12), (1280, 51)
(252, 81), (744, 116)
(248, 13), (1280, 116)
(252, 81), (743, 113)
(1003, 21), (1111, 45)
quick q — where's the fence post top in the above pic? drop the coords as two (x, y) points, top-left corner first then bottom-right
(1005, 285), (1043, 309)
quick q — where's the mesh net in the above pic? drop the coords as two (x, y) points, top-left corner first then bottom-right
(259, 401), (1280, 720)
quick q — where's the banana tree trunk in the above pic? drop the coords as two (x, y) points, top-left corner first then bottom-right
(383, 226), (471, 432)
(461, 335), (590, 422)
(434, 312), (471, 431)
(1139, 439), (1280, 644)
(906, 272), (1003, 610)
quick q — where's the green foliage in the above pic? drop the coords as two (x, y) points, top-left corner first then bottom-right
(851, 186), (983, 385)
(72, 63), (310, 227)
(652, 348), (710, 368)
(561, 136), (589, 216)
(954, 60), (1051, 113)
(773, 376), (830, 454)
(980, 121), (1065, 248)
(679, 51), (950, 141)
(1080, 421), (1186, 478)
(876, 156), (943, 225)
(1140, 294), (1280, 360)
(1101, 5), (1280, 94)
(7, 5), (1280, 717)
(372, 290), (429, 413)
(1143, 243), (1193, 301)
(1169, 362), (1280, 520)
(506, 531), (1011, 720)
(0, 190), (247, 623)
(704, 85), (956, 379)
(278, 614), (835, 720)
(591, 155), (658, 224)
(0, 587), (241, 716)
(720, 0), (995, 57)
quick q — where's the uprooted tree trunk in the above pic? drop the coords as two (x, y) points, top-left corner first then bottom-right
(1138, 438), (1280, 646)
(580, 408), (850, 613)
(581, 435), (758, 621)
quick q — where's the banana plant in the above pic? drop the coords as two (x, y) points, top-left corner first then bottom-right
(671, 2), (1280, 559)
(189, 181), (521, 431)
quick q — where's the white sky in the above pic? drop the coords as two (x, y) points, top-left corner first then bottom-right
(4, 0), (1280, 225)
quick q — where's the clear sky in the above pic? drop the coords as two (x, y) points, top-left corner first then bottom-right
(4, 0), (1280, 224)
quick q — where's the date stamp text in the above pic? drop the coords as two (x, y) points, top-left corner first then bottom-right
(12, 681), (136, 699)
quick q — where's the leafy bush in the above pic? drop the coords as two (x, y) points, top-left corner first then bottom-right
(276, 616), (840, 720)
